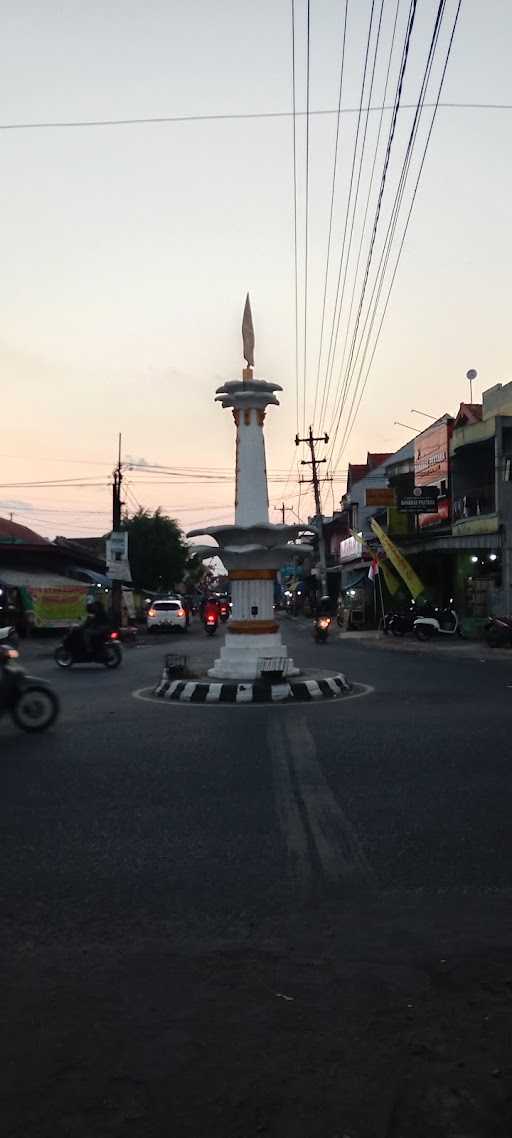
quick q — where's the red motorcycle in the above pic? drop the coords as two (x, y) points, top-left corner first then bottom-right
(203, 602), (219, 637)
(219, 599), (230, 623)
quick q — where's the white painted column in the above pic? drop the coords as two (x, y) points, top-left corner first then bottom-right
(231, 578), (274, 621)
(235, 409), (269, 526)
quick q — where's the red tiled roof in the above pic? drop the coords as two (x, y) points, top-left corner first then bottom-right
(454, 402), (483, 428)
(347, 463), (368, 487)
(0, 517), (48, 544)
(367, 452), (393, 470)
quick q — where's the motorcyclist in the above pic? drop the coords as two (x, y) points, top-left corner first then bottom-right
(81, 600), (109, 657)
(203, 596), (220, 626)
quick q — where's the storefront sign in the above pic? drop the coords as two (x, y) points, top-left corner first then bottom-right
(109, 531), (128, 557)
(415, 423), (450, 486)
(339, 534), (363, 562)
(29, 586), (88, 629)
(365, 487), (396, 507)
(398, 486), (439, 512)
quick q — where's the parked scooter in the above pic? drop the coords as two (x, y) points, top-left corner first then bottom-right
(387, 607), (417, 637)
(484, 614), (512, 648)
(314, 615), (332, 643)
(54, 627), (122, 669)
(0, 627), (60, 732)
(414, 605), (459, 641)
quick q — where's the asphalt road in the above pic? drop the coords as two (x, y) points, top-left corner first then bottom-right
(2, 619), (512, 1137)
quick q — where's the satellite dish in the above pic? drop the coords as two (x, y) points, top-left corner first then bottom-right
(466, 368), (477, 381)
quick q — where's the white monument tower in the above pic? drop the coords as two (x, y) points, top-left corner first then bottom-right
(188, 295), (313, 680)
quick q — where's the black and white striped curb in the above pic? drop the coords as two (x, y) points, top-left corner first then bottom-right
(154, 672), (351, 704)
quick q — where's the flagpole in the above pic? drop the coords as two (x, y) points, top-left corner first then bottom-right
(377, 566), (386, 628)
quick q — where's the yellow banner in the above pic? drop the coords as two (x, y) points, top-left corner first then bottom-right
(379, 560), (400, 595)
(370, 518), (424, 599)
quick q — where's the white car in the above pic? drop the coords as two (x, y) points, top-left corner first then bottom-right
(146, 599), (187, 633)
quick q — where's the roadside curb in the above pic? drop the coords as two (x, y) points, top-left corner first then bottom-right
(338, 634), (512, 661)
(154, 670), (352, 704)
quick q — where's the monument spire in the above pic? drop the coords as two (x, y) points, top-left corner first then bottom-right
(242, 292), (255, 380)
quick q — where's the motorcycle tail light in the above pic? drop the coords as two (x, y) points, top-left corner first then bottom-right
(4, 648), (19, 659)
(110, 632), (119, 640)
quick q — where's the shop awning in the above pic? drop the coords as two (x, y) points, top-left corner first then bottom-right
(399, 531), (503, 554)
(0, 568), (88, 590)
(69, 566), (112, 587)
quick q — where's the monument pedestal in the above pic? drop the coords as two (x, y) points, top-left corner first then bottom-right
(208, 629), (298, 680)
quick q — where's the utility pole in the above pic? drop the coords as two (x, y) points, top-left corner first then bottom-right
(295, 426), (330, 596)
(111, 433), (123, 630)
(274, 502), (293, 525)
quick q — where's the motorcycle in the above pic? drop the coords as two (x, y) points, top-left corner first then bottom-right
(387, 608), (416, 638)
(484, 614), (512, 648)
(204, 612), (219, 637)
(0, 627), (60, 733)
(414, 606), (459, 641)
(314, 615), (332, 643)
(54, 626), (123, 669)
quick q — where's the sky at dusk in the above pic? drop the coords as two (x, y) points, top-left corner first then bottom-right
(1, 1), (511, 542)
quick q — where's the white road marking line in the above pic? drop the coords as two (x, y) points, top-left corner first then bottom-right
(285, 717), (374, 884)
(271, 682), (292, 702)
(267, 718), (312, 891)
(305, 679), (323, 699)
(180, 682), (197, 701)
(206, 683), (222, 703)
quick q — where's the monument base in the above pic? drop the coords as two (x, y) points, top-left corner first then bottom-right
(208, 630), (299, 680)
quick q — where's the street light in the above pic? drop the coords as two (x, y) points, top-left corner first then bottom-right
(394, 420), (416, 431)
(410, 409), (437, 421)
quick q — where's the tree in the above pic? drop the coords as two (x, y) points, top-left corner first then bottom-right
(182, 551), (209, 593)
(124, 508), (188, 593)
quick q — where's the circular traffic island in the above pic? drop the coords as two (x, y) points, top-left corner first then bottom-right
(154, 661), (353, 705)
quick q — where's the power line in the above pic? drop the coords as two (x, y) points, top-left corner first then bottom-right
(0, 102), (509, 132)
(312, 0), (349, 431)
(319, 0), (387, 431)
(331, 0), (447, 465)
(320, 0), (377, 423)
(324, 0), (401, 432)
(333, 0), (463, 469)
(327, 0), (420, 458)
(291, 0), (300, 436)
(302, 0), (312, 439)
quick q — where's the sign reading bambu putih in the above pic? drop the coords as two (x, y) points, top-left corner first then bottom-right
(398, 485), (439, 512)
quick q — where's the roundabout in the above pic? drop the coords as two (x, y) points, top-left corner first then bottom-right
(154, 668), (351, 703)
(133, 675), (374, 707)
